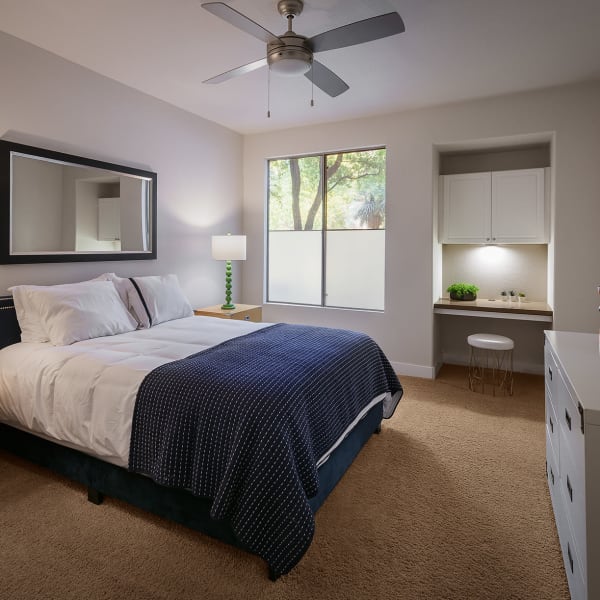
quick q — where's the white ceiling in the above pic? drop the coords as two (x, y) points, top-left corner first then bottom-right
(2, 0), (600, 135)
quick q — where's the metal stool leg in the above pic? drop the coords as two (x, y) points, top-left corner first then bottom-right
(468, 347), (514, 396)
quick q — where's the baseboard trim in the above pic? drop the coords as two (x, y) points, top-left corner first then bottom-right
(390, 361), (436, 379)
(440, 353), (544, 376)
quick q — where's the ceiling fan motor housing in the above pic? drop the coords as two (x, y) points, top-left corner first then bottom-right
(267, 32), (313, 76)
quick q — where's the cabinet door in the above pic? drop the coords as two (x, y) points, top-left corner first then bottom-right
(491, 169), (546, 243)
(440, 173), (492, 243)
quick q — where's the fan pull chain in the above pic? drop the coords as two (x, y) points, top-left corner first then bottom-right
(267, 68), (271, 118)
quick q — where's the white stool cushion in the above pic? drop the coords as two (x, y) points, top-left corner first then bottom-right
(468, 333), (514, 351)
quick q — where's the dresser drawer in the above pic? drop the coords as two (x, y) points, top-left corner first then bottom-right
(560, 435), (587, 576)
(545, 343), (558, 408)
(552, 480), (586, 600)
(545, 394), (559, 471)
(556, 367), (585, 468)
(559, 486), (587, 600)
(546, 436), (560, 510)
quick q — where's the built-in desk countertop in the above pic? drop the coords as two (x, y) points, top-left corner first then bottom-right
(434, 298), (553, 322)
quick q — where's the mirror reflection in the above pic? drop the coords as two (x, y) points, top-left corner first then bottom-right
(11, 153), (153, 255)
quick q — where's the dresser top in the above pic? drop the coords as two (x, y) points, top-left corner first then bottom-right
(545, 330), (600, 423)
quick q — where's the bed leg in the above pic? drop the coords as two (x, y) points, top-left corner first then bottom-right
(87, 487), (104, 505)
(268, 567), (280, 582)
(374, 424), (382, 434)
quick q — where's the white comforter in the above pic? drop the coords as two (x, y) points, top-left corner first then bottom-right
(0, 316), (269, 467)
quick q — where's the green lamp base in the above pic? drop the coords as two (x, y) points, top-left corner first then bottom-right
(221, 260), (236, 311)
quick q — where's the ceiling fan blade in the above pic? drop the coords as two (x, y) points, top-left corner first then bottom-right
(203, 57), (267, 84)
(304, 60), (349, 97)
(201, 2), (280, 44)
(308, 12), (405, 53)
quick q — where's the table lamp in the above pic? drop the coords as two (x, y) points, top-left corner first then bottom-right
(212, 234), (246, 309)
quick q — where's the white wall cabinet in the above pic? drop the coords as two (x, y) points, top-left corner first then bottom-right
(545, 331), (600, 600)
(440, 168), (547, 243)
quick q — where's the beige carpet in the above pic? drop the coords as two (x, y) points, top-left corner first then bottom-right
(0, 365), (569, 600)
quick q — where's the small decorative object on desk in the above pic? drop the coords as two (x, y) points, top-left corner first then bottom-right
(509, 290), (518, 302)
(447, 282), (479, 301)
(500, 291), (509, 302)
(518, 292), (526, 303)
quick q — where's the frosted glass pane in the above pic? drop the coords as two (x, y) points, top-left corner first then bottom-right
(325, 230), (384, 310)
(268, 231), (322, 305)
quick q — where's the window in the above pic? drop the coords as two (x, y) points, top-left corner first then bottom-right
(267, 148), (386, 310)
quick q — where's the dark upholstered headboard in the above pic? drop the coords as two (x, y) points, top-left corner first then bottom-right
(0, 296), (21, 349)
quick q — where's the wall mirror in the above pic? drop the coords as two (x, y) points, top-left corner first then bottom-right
(0, 140), (157, 264)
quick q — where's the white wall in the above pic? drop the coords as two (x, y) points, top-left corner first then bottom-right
(243, 80), (600, 376)
(0, 31), (243, 307)
(442, 244), (548, 302)
(11, 156), (65, 252)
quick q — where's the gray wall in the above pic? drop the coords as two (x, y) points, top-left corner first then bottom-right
(439, 145), (550, 175)
(0, 31), (243, 307)
(12, 156), (65, 252)
(242, 81), (600, 376)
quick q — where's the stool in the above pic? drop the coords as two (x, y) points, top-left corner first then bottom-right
(467, 333), (514, 396)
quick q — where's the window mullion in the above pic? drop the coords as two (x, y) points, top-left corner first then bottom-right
(321, 154), (327, 308)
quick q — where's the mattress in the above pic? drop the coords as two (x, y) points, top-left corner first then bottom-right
(0, 315), (269, 466)
(0, 315), (392, 471)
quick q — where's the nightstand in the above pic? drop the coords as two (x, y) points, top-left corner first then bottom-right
(194, 304), (262, 322)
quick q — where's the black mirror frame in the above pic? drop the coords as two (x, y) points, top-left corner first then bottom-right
(0, 140), (157, 264)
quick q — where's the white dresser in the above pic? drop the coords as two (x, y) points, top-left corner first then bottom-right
(545, 331), (600, 600)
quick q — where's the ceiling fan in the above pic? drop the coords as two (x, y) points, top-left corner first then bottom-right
(201, 0), (405, 98)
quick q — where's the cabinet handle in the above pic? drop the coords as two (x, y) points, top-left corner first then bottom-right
(565, 408), (572, 431)
(548, 366), (552, 381)
(550, 467), (554, 485)
(243, 315), (250, 321)
(549, 415), (554, 433)
(567, 543), (574, 574)
(566, 475), (573, 502)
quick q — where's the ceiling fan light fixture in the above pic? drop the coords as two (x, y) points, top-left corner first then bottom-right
(267, 47), (312, 77)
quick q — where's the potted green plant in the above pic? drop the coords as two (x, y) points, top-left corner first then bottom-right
(447, 282), (479, 301)
(500, 290), (509, 302)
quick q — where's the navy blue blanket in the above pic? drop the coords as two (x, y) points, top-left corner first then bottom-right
(129, 323), (402, 576)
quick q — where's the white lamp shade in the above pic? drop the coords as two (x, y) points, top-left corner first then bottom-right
(212, 234), (246, 261)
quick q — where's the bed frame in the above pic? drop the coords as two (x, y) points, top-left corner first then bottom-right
(0, 295), (383, 579)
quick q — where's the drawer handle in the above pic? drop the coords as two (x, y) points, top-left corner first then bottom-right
(565, 408), (572, 431)
(243, 315), (250, 321)
(548, 366), (553, 381)
(566, 476), (573, 502)
(567, 543), (574, 574)
(549, 415), (554, 433)
(578, 402), (585, 434)
(550, 467), (554, 486)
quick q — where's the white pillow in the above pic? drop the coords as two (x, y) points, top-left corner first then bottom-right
(9, 274), (113, 343)
(24, 280), (138, 346)
(128, 274), (193, 328)
(98, 273), (134, 310)
(9, 286), (49, 343)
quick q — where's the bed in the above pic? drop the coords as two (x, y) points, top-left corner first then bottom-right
(0, 280), (402, 579)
